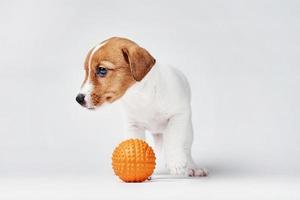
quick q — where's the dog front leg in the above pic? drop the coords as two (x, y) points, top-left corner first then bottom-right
(163, 112), (193, 176)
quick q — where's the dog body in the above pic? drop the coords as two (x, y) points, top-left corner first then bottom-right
(121, 64), (197, 176)
(122, 64), (190, 136)
(76, 37), (207, 176)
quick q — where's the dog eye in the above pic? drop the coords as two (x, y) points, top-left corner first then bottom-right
(96, 67), (107, 77)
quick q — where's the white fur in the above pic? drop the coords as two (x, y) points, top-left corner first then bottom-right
(121, 63), (207, 176)
(80, 81), (94, 108)
(80, 42), (107, 108)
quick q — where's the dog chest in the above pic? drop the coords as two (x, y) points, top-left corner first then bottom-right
(123, 102), (170, 133)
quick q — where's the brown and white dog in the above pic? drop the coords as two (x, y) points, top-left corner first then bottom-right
(76, 37), (207, 176)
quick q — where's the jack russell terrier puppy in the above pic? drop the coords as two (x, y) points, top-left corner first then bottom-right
(76, 37), (207, 177)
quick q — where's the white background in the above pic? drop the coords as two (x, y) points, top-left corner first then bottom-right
(0, 0), (299, 199)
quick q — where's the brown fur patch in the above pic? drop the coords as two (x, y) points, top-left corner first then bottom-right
(122, 46), (156, 81)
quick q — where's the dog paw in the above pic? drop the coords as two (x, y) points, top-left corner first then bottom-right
(188, 168), (208, 177)
(167, 159), (188, 175)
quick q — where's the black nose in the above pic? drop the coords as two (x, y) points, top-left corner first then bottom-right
(76, 93), (85, 105)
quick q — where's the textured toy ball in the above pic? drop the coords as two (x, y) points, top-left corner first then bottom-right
(112, 139), (156, 182)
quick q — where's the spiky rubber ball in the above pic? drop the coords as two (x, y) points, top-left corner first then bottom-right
(112, 139), (156, 182)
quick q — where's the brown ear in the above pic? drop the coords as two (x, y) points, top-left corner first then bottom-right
(122, 46), (156, 81)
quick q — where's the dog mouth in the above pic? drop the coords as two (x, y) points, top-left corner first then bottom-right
(78, 100), (96, 110)
(78, 92), (115, 110)
(84, 102), (96, 110)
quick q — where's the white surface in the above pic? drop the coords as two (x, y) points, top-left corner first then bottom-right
(0, 0), (300, 199)
(1, 174), (299, 200)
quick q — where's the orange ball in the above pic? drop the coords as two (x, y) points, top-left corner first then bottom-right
(112, 139), (156, 182)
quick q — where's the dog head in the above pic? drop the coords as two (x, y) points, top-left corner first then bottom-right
(76, 37), (156, 109)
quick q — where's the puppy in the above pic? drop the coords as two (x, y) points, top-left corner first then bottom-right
(76, 37), (207, 176)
